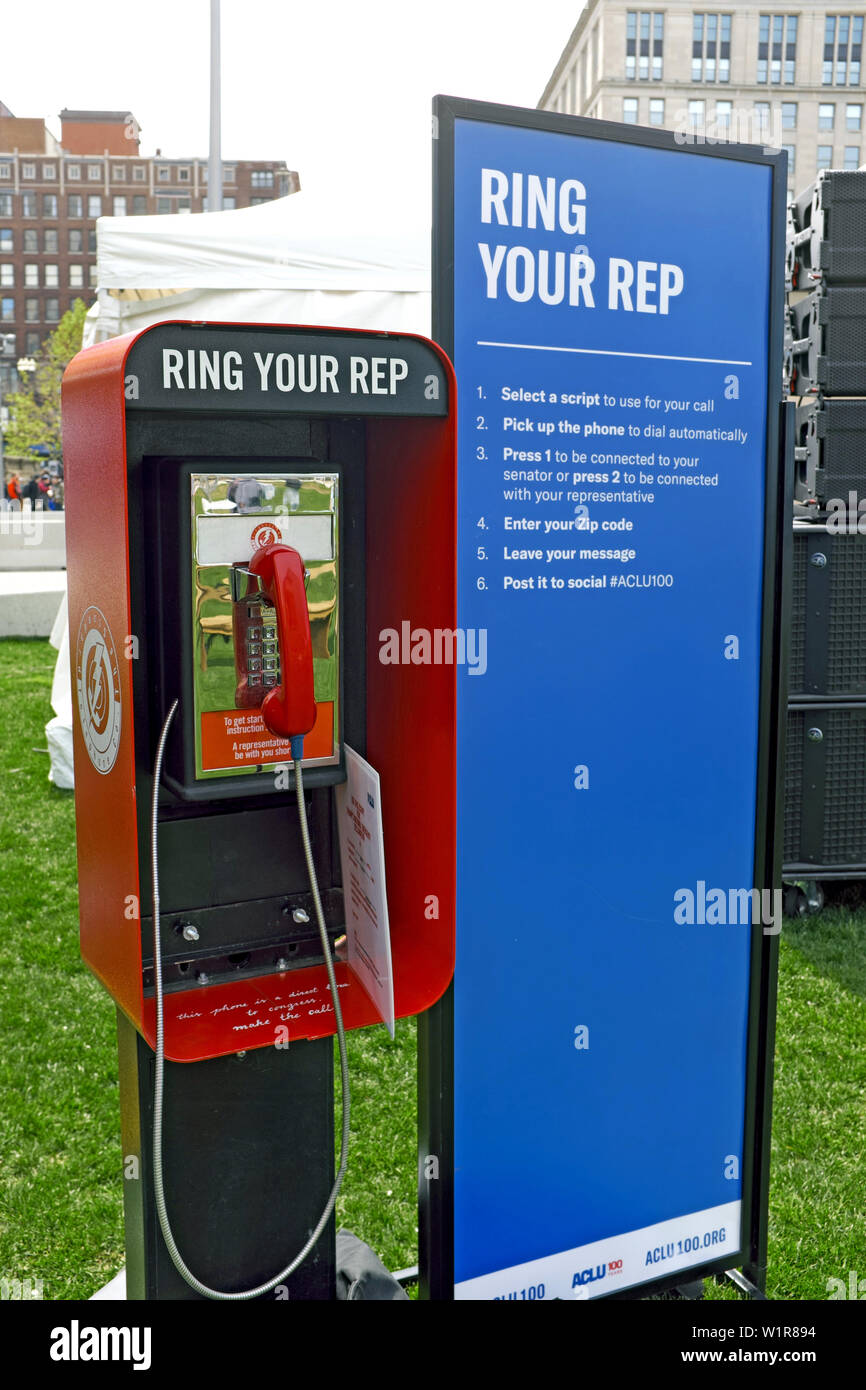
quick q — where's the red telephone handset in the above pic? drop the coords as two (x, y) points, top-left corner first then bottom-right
(245, 542), (317, 742)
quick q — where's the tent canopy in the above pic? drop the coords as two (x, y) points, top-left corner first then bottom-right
(87, 192), (432, 343)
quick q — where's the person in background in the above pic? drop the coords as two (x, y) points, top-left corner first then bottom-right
(6, 473), (21, 504)
(20, 474), (43, 508)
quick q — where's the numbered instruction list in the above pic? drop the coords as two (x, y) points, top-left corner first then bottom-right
(470, 375), (751, 596)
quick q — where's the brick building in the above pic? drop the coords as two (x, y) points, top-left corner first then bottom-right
(0, 106), (299, 391)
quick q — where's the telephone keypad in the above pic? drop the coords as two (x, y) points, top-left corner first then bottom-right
(234, 599), (281, 706)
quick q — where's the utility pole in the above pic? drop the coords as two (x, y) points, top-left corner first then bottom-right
(208, 0), (223, 213)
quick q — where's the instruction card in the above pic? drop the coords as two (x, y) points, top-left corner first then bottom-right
(336, 746), (395, 1037)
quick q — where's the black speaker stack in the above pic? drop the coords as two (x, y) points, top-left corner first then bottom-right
(785, 171), (866, 907)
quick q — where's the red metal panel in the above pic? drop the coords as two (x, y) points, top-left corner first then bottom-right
(63, 332), (145, 1032)
(64, 321), (457, 1063)
(366, 375), (458, 1020)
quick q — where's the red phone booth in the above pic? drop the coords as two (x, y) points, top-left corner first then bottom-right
(62, 321), (457, 1299)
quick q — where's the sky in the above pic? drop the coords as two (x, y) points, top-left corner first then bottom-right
(0, 0), (583, 227)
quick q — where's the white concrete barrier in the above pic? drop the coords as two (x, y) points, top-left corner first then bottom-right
(0, 571), (67, 636)
(0, 508), (66, 571)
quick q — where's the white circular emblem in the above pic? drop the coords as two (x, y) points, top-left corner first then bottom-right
(75, 606), (122, 774)
(250, 520), (283, 550)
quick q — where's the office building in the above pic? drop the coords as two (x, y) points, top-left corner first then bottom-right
(540, 3), (866, 196)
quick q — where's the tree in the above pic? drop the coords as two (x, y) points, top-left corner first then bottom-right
(3, 299), (88, 458)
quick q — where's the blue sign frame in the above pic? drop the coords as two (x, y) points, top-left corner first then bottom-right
(421, 96), (788, 1301)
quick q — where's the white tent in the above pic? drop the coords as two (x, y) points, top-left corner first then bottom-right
(84, 193), (432, 346)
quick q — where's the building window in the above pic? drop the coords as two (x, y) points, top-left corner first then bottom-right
(67, 163), (81, 180)
(44, 229), (58, 254)
(688, 99), (705, 130)
(112, 165), (125, 180)
(44, 265), (59, 288)
(1, 297), (14, 321)
(224, 165), (235, 182)
(25, 298), (39, 322)
(623, 97), (639, 123)
(178, 166), (190, 181)
(68, 195), (83, 218)
(88, 230), (97, 253)
(714, 99), (733, 134)
(844, 144), (860, 168)
(692, 14), (732, 83)
(87, 164), (101, 181)
(24, 265), (39, 287)
(43, 194), (58, 218)
(781, 102), (797, 129)
(25, 332), (40, 354)
(251, 170), (274, 187)
(113, 196), (127, 217)
(0, 195), (11, 218)
(847, 103), (863, 130)
(0, 265), (13, 287)
(21, 162), (36, 179)
(824, 15), (863, 85)
(157, 166), (171, 182)
(782, 143), (795, 174)
(21, 193), (37, 217)
(89, 266), (98, 287)
(69, 264), (84, 287)
(45, 297), (60, 321)
(156, 196), (172, 214)
(87, 195), (102, 218)
(0, 228), (11, 251)
(23, 229), (38, 253)
(758, 14), (797, 84)
(133, 165), (146, 181)
(819, 103), (835, 130)
(132, 195), (147, 214)
(68, 229), (83, 253)
(817, 144), (833, 169)
(649, 97), (665, 125)
(0, 163), (10, 179)
(42, 163), (56, 180)
(626, 12), (664, 81)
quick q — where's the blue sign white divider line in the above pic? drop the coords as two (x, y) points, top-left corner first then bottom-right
(430, 98), (786, 1301)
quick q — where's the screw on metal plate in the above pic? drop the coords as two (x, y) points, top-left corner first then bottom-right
(807, 727), (824, 742)
(275, 957), (289, 971)
(810, 552), (827, 568)
(196, 970), (210, 984)
(181, 923), (200, 942)
(292, 908), (310, 924)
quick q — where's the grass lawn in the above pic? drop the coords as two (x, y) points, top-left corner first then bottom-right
(1, 637), (863, 1300)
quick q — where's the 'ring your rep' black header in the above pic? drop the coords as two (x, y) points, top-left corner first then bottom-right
(124, 323), (448, 416)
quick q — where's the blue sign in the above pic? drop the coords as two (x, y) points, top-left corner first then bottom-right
(438, 105), (782, 1299)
